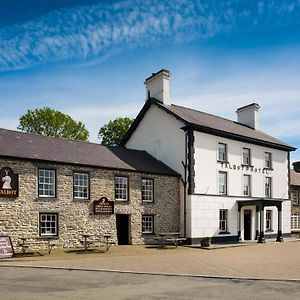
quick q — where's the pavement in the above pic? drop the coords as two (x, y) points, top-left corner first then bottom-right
(1, 239), (300, 281)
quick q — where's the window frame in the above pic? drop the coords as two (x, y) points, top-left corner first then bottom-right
(242, 147), (251, 166)
(115, 175), (129, 202)
(218, 143), (227, 162)
(219, 209), (228, 233)
(243, 174), (251, 196)
(291, 214), (300, 230)
(141, 215), (154, 234)
(39, 212), (59, 237)
(266, 210), (272, 231)
(73, 171), (90, 200)
(38, 168), (57, 198)
(141, 178), (154, 203)
(291, 188), (300, 205)
(265, 177), (272, 198)
(218, 171), (227, 195)
(264, 152), (272, 169)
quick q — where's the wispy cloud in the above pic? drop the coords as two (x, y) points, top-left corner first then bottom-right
(1, 0), (299, 71)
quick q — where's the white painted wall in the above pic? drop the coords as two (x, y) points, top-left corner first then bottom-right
(193, 131), (289, 199)
(125, 105), (186, 178)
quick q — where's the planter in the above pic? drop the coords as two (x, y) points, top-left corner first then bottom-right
(200, 237), (211, 247)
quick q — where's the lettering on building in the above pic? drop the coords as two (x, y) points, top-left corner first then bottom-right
(0, 167), (19, 198)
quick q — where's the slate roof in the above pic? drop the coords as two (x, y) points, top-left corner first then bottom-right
(121, 98), (296, 151)
(291, 170), (300, 186)
(0, 128), (179, 177)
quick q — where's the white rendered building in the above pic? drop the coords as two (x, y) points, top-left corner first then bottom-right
(122, 69), (296, 244)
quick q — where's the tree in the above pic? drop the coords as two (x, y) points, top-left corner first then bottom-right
(18, 107), (89, 141)
(98, 117), (134, 146)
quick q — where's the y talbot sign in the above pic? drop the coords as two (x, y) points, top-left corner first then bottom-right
(0, 167), (19, 197)
(94, 197), (114, 215)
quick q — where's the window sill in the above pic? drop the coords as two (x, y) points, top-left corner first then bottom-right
(265, 230), (274, 233)
(241, 164), (253, 168)
(37, 236), (59, 240)
(73, 198), (90, 201)
(142, 232), (155, 235)
(217, 160), (228, 164)
(218, 231), (231, 235)
(36, 197), (58, 201)
(142, 201), (154, 204)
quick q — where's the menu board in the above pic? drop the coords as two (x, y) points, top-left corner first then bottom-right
(94, 197), (114, 215)
(0, 236), (14, 258)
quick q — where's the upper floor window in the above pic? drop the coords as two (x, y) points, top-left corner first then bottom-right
(115, 176), (128, 201)
(219, 209), (228, 232)
(242, 148), (251, 166)
(39, 213), (58, 236)
(265, 152), (272, 169)
(291, 214), (300, 230)
(218, 143), (227, 162)
(219, 172), (227, 195)
(142, 178), (154, 203)
(265, 177), (272, 198)
(38, 169), (56, 198)
(291, 189), (300, 205)
(243, 175), (251, 196)
(266, 210), (272, 231)
(73, 172), (89, 199)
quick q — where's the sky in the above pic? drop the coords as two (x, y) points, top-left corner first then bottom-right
(0, 0), (300, 163)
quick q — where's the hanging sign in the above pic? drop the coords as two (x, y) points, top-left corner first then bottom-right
(0, 236), (14, 259)
(94, 197), (114, 215)
(0, 167), (19, 198)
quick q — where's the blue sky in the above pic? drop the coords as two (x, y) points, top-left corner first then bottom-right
(0, 0), (300, 162)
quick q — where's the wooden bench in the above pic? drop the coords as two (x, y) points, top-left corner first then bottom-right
(165, 237), (187, 248)
(157, 233), (186, 248)
(18, 239), (56, 255)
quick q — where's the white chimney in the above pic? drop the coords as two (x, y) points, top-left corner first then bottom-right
(144, 69), (171, 105)
(236, 103), (260, 130)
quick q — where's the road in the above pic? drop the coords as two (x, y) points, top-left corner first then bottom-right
(0, 267), (299, 300)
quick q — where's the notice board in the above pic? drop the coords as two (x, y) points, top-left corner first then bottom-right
(0, 236), (14, 258)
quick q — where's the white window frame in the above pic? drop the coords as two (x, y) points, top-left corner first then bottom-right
(291, 214), (300, 230)
(219, 172), (227, 195)
(265, 152), (272, 169)
(38, 169), (56, 198)
(39, 213), (58, 236)
(291, 189), (300, 205)
(266, 210), (272, 231)
(73, 172), (89, 199)
(115, 176), (128, 201)
(141, 178), (154, 203)
(242, 148), (251, 166)
(243, 175), (251, 196)
(265, 177), (272, 198)
(142, 215), (154, 234)
(218, 143), (227, 162)
(219, 209), (228, 232)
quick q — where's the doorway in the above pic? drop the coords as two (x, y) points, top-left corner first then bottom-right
(116, 214), (130, 245)
(244, 210), (252, 240)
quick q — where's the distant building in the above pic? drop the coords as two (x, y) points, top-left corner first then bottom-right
(123, 69), (296, 244)
(290, 165), (300, 235)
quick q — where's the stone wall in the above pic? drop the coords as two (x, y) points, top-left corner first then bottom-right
(0, 157), (180, 252)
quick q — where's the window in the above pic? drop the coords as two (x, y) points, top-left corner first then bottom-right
(142, 215), (154, 234)
(73, 172), (89, 199)
(242, 148), (251, 166)
(39, 213), (58, 236)
(291, 214), (300, 230)
(243, 175), (251, 196)
(219, 172), (227, 195)
(265, 152), (272, 169)
(115, 176), (128, 201)
(266, 210), (272, 231)
(218, 143), (227, 162)
(291, 189), (300, 205)
(142, 179), (154, 202)
(38, 169), (56, 197)
(219, 209), (228, 232)
(265, 177), (272, 198)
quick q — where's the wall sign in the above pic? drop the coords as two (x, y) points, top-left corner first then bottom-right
(94, 197), (114, 215)
(220, 162), (272, 174)
(0, 167), (19, 197)
(0, 236), (14, 259)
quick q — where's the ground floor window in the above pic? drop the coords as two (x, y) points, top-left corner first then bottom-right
(291, 214), (300, 230)
(219, 209), (228, 232)
(266, 210), (272, 231)
(39, 213), (58, 236)
(142, 215), (154, 234)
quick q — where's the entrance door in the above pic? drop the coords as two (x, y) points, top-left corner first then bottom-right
(244, 210), (252, 240)
(116, 214), (130, 245)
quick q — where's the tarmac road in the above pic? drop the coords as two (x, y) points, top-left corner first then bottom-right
(0, 267), (299, 300)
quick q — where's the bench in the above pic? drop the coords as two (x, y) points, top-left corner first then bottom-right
(18, 239), (56, 255)
(156, 233), (186, 248)
(165, 237), (187, 248)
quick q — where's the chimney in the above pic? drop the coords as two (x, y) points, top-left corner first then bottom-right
(144, 69), (171, 105)
(236, 103), (260, 130)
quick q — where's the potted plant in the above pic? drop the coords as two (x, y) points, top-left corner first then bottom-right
(201, 237), (211, 247)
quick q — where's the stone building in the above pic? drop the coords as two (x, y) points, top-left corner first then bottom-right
(290, 166), (300, 235)
(0, 128), (180, 250)
(122, 69), (296, 244)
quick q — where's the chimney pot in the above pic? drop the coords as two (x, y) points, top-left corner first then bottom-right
(236, 103), (260, 129)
